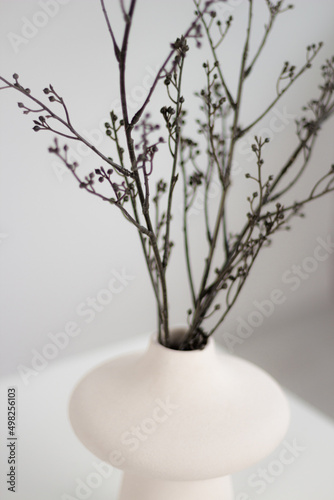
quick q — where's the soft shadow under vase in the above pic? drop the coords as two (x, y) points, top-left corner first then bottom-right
(69, 329), (290, 500)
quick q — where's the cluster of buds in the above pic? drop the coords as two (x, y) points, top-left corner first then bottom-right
(171, 35), (189, 57)
(42, 84), (62, 104)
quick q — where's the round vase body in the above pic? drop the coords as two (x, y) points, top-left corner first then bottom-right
(69, 330), (290, 500)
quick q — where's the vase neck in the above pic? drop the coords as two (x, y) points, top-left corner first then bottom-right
(141, 331), (217, 374)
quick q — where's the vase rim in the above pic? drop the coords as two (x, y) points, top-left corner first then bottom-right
(149, 325), (215, 354)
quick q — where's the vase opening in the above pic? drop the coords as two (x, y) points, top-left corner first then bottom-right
(160, 327), (208, 351)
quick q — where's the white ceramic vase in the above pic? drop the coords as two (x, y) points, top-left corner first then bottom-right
(69, 328), (290, 500)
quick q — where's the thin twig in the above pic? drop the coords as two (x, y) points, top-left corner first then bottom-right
(100, 0), (121, 61)
(239, 44), (323, 138)
(194, 0), (235, 109)
(163, 56), (185, 268)
(130, 1), (216, 127)
(180, 159), (196, 307)
(0, 76), (131, 177)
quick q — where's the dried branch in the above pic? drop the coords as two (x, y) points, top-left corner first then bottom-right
(239, 43), (323, 138)
(1, 1), (334, 351)
(0, 75), (131, 177)
(130, 0), (216, 127)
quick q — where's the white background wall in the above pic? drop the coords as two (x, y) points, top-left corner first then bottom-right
(0, 0), (333, 376)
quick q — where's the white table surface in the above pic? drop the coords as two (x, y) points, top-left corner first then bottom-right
(1, 334), (334, 500)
